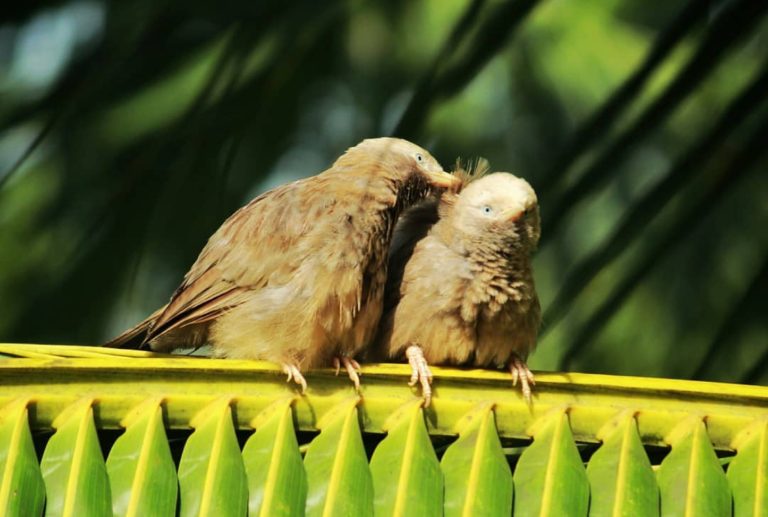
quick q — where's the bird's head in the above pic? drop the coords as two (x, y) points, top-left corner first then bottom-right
(335, 137), (461, 192)
(445, 172), (540, 252)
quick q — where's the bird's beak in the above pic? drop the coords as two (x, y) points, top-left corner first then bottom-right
(424, 169), (462, 189)
(503, 208), (525, 222)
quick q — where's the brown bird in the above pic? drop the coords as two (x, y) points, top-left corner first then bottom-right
(376, 165), (541, 406)
(107, 137), (460, 391)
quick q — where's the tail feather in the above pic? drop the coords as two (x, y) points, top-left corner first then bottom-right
(104, 306), (166, 349)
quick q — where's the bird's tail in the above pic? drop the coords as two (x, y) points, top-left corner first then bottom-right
(104, 306), (166, 349)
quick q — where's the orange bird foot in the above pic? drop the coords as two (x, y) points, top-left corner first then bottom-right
(282, 363), (307, 393)
(333, 356), (362, 391)
(510, 354), (535, 403)
(406, 345), (434, 407)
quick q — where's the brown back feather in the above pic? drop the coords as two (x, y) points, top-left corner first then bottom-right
(144, 179), (313, 343)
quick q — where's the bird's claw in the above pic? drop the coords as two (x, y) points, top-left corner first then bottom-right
(282, 363), (307, 393)
(405, 345), (433, 407)
(333, 356), (362, 391)
(510, 354), (535, 403)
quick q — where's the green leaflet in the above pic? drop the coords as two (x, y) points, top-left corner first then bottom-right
(586, 413), (658, 517)
(370, 401), (443, 516)
(178, 399), (248, 517)
(40, 400), (111, 517)
(657, 418), (731, 517)
(441, 405), (513, 517)
(0, 400), (45, 516)
(106, 400), (177, 517)
(513, 410), (589, 517)
(728, 420), (768, 517)
(304, 398), (373, 517)
(242, 400), (307, 517)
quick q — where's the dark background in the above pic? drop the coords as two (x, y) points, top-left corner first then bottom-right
(1, 0), (766, 384)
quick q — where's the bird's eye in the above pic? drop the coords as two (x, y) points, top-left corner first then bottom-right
(482, 205), (493, 215)
(415, 153), (424, 163)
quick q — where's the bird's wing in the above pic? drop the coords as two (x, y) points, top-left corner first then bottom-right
(147, 177), (323, 341)
(104, 305), (166, 348)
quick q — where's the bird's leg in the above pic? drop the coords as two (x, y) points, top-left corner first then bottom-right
(282, 363), (308, 393)
(333, 356), (362, 391)
(405, 345), (434, 407)
(509, 353), (535, 403)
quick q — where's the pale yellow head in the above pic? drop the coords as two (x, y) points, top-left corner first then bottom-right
(448, 172), (540, 251)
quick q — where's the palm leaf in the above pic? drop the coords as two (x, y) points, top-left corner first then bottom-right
(242, 399), (307, 516)
(0, 345), (766, 513)
(441, 404), (513, 516)
(106, 399), (177, 517)
(513, 410), (589, 516)
(0, 400), (45, 516)
(369, 401), (443, 515)
(657, 418), (731, 516)
(586, 412), (658, 517)
(303, 398), (373, 516)
(177, 399), (248, 516)
(39, 399), (111, 517)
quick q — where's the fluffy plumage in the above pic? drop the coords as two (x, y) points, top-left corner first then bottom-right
(107, 137), (460, 390)
(376, 167), (541, 405)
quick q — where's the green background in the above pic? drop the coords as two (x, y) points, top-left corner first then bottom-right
(0, 0), (766, 384)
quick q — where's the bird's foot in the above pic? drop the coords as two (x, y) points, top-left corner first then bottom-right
(405, 345), (434, 407)
(510, 354), (535, 403)
(282, 363), (307, 393)
(333, 356), (362, 391)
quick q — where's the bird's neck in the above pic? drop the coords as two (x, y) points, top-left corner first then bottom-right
(389, 172), (432, 214)
(435, 221), (535, 283)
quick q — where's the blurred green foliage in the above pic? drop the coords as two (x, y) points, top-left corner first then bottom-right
(0, 0), (766, 383)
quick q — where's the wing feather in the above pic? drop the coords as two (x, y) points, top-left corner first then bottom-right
(146, 178), (316, 341)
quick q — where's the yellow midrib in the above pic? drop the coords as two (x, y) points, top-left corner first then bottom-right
(393, 412), (418, 517)
(199, 411), (226, 516)
(684, 425), (701, 517)
(260, 410), (288, 516)
(539, 416), (564, 517)
(322, 410), (353, 517)
(755, 424), (767, 517)
(611, 419), (632, 517)
(462, 414), (488, 517)
(62, 407), (91, 517)
(0, 407), (25, 507)
(126, 409), (158, 517)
